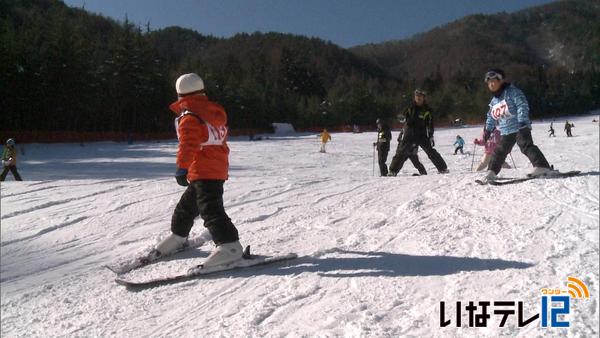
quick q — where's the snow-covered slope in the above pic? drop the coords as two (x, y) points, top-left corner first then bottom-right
(1, 117), (598, 337)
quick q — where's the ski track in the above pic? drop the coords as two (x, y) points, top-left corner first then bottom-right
(1, 117), (598, 337)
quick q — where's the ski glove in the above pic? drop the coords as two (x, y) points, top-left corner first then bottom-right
(429, 136), (435, 147)
(175, 168), (189, 187)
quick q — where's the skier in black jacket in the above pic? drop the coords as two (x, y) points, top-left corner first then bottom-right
(388, 89), (448, 175)
(373, 118), (392, 176)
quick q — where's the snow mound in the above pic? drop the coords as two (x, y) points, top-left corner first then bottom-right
(271, 122), (296, 134)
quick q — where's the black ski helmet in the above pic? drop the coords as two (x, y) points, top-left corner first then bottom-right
(6, 138), (15, 146)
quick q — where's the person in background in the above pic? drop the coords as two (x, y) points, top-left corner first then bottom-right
(478, 68), (554, 183)
(453, 135), (465, 155)
(564, 120), (573, 137)
(1, 138), (23, 181)
(387, 119), (428, 176)
(373, 118), (392, 176)
(548, 122), (555, 137)
(388, 89), (448, 175)
(473, 128), (511, 171)
(152, 73), (243, 269)
(319, 128), (332, 153)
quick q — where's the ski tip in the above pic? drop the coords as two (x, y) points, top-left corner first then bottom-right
(104, 265), (122, 274)
(115, 278), (130, 286)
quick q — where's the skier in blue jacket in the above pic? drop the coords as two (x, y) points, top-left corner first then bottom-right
(453, 135), (465, 154)
(479, 69), (554, 183)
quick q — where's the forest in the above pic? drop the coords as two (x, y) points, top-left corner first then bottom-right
(1, 0), (598, 141)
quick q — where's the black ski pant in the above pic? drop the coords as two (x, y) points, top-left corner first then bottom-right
(171, 180), (239, 245)
(377, 147), (389, 176)
(454, 146), (464, 155)
(416, 137), (447, 172)
(389, 142), (427, 175)
(0, 165), (22, 181)
(488, 128), (550, 174)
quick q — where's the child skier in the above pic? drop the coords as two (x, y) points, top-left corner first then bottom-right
(548, 122), (555, 137)
(1, 138), (23, 181)
(478, 68), (554, 183)
(473, 128), (511, 171)
(453, 135), (465, 154)
(319, 129), (331, 153)
(374, 118), (392, 176)
(153, 73), (243, 268)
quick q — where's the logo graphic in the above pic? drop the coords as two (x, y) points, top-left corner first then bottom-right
(540, 276), (590, 328)
(566, 277), (590, 299)
(440, 276), (590, 328)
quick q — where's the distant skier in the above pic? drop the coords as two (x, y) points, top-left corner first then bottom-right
(564, 121), (573, 137)
(478, 68), (554, 184)
(153, 73), (243, 268)
(373, 118), (392, 176)
(453, 135), (465, 155)
(388, 89), (448, 175)
(319, 128), (331, 153)
(1, 138), (23, 181)
(548, 122), (555, 137)
(473, 128), (511, 171)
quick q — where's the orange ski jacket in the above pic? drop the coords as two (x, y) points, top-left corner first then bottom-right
(169, 95), (229, 181)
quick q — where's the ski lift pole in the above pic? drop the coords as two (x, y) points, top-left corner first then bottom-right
(509, 152), (517, 169)
(470, 143), (477, 172)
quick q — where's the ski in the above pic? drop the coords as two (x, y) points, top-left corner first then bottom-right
(477, 170), (581, 186)
(115, 246), (298, 289)
(105, 233), (210, 275)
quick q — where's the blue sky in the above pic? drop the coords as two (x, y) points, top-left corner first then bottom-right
(63, 0), (555, 47)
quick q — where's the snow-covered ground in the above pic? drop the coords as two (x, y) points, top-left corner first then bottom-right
(1, 116), (598, 337)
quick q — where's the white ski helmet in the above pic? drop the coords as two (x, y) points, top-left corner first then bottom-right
(6, 138), (15, 146)
(175, 73), (204, 95)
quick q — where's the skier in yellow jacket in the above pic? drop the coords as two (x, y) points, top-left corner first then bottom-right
(1, 138), (23, 181)
(319, 129), (332, 153)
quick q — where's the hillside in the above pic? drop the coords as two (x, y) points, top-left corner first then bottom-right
(1, 0), (598, 140)
(1, 0), (401, 137)
(352, 1), (600, 78)
(148, 28), (403, 129)
(350, 0), (600, 119)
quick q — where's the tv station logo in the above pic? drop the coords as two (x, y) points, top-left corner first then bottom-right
(439, 276), (590, 328)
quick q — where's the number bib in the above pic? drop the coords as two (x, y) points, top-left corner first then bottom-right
(202, 123), (227, 146)
(490, 99), (512, 120)
(175, 111), (228, 146)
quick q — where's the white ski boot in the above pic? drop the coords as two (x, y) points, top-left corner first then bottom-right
(155, 233), (188, 256)
(479, 170), (497, 184)
(200, 241), (243, 268)
(528, 166), (558, 178)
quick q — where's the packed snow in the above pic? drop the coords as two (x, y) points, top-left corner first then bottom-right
(1, 116), (598, 337)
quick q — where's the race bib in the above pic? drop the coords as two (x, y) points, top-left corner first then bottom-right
(202, 122), (227, 146)
(175, 111), (227, 146)
(490, 99), (512, 120)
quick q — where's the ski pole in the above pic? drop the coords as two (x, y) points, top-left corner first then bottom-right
(509, 152), (517, 169)
(372, 144), (376, 176)
(470, 143), (477, 172)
